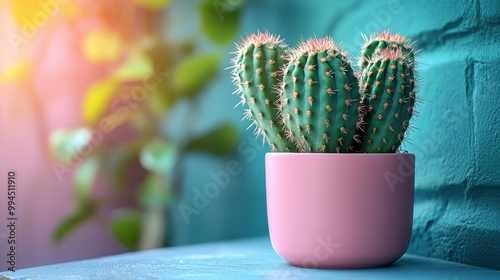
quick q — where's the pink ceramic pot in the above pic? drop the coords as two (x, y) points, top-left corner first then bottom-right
(266, 153), (414, 268)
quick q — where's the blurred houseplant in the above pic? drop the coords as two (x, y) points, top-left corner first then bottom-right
(1, 0), (245, 251)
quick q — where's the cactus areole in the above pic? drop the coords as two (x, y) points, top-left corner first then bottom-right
(231, 31), (419, 153)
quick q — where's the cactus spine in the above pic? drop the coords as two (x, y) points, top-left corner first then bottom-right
(280, 38), (361, 152)
(231, 32), (297, 152)
(360, 48), (416, 152)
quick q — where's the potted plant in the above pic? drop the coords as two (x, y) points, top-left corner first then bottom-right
(230, 31), (418, 268)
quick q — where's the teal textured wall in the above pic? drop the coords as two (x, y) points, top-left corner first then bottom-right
(325, 0), (500, 270)
(168, 0), (500, 270)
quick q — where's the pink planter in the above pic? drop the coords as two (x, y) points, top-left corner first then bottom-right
(266, 153), (414, 268)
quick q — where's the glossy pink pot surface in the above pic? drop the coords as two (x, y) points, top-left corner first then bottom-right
(266, 153), (414, 269)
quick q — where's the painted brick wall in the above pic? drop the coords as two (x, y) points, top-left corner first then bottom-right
(258, 0), (500, 270)
(169, 0), (500, 270)
(327, 0), (500, 270)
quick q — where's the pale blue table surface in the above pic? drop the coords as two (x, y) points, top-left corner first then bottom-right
(1, 237), (499, 279)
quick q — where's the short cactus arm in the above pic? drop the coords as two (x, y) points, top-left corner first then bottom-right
(384, 62), (415, 151)
(232, 32), (297, 152)
(360, 49), (416, 153)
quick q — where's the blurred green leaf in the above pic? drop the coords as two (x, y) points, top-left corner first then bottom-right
(112, 50), (153, 81)
(140, 139), (178, 175)
(199, 0), (241, 45)
(82, 79), (119, 125)
(172, 53), (219, 98)
(148, 89), (171, 116)
(74, 156), (100, 200)
(110, 209), (141, 251)
(131, 0), (171, 10)
(53, 199), (97, 243)
(49, 128), (92, 162)
(184, 123), (238, 156)
(108, 147), (140, 188)
(129, 110), (155, 135)
(146, 42), (173, 73)
(139, 173), (172, 208)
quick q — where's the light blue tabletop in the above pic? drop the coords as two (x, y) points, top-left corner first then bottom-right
(1, 237), (499, 279)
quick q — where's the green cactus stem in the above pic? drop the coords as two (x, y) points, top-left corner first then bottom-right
(231, 32), (297, 152)
(280, 37), (361, 153)
(360, 48), (417, 153)
(360, 31), (416, 71)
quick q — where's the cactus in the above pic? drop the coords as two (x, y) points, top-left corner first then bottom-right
(280, 37), (361, 152)
(231, 32), (297, 152)
(359, 48), (416, 153)
(229, 31), (419, 154)
(360, 31), (416, 71)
